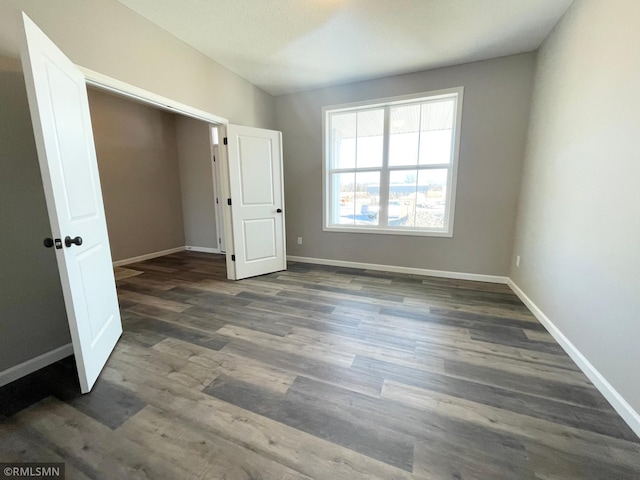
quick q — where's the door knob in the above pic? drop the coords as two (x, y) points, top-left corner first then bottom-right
(64, 236), (83, 247)
(44, 237), (54, 248)
(276, 208), (283, 213)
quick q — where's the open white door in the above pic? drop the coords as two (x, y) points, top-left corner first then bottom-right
(20, 13), (122, 393)
(223, 125), (286, 280)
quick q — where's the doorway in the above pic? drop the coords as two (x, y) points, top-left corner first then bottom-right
(82, 66), (287, 282)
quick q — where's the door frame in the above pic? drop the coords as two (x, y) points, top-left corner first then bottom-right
(79, 66), (228, 126)
(211, 141), (226, 254)
(78, 66), (239, 277)
(215, 125), (237, 279)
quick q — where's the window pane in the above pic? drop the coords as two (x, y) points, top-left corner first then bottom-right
(389, 104), (420, 167)
(415, 169), (448, 229)
(330, 172), (381, 226)
(330, 172), (355, 225)
(356, 109), (384, 168)
(355, 171), (380, 226)
(419, 100), (454, 165)
(330, 113), (356, 169)
(386, 169), (448, 229)
(388, 170), (418, 226)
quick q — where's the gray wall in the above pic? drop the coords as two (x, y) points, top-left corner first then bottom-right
(176, 116), (218, 250)
(88, 88), (186, 262)
(511, 0), (640, 413)
(0, 69), (70, 371)
(0, 0), (275, 129)
(275, 53), (535, 276)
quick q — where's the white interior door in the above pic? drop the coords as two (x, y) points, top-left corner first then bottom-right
(224, 125), (286, 280)
(20, 13), (122, 393)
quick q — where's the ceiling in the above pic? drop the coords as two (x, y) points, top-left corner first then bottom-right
(117, 0), (573, 96)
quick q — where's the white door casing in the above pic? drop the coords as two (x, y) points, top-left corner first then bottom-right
(224, 125), (286, 280)
(20, 13), (122, 393)
(211, 144), (226, 253)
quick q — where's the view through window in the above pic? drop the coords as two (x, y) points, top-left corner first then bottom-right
(324, 88), (462, 236)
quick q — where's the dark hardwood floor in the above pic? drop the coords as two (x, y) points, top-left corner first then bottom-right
(1, 251), (639, 479)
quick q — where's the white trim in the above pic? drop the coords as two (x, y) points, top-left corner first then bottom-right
(186, 246), (221, 254)
(287, 255), (508, 284)
(112, 246), (186, 267)
(321, 226), (454, 237)
(507, 279), (640, 438)
(0, 343), (73, 387)
(211, 142), (226, 253)
(322, 87), (467, 112)
(78, 66), (229, 125)
(217, 125), (237, 280)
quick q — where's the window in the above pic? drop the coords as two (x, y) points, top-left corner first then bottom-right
(323, 88), (463, 236)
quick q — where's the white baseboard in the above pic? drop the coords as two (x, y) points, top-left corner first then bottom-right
(507, 278), (640, 438)
(186, 246), (221, 254)
(286, 255), (508, 284)
(0, 343), (73, 388)
(112, 246), (186, 267)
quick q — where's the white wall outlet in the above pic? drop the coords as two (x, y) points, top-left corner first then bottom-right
(516, 255), (521, 267)
(297, 237), (303, 245)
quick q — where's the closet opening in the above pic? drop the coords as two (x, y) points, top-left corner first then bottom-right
(84, 86), (228, 286)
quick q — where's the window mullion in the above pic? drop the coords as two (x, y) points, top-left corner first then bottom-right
(379, 106), (391, 226)
(329, 167), (380, 174)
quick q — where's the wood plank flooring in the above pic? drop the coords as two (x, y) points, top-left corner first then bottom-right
(1, 251), (639, 479)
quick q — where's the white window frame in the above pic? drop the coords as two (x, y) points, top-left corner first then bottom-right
(322, 87), (463, 237)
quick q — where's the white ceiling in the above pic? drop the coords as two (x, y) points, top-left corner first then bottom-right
(117, 0), (573, 96)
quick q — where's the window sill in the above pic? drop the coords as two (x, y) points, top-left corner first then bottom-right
(323, 225), (453, 238)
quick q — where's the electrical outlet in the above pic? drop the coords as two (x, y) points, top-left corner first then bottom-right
(297, 237), (303, 245)
(516, 255), (521, 267)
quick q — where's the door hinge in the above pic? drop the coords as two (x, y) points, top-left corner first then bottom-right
(216, 198), (219, 204)
(213, 155), (216, 162)
(223, 137), (228, 145)
(231, 254), (235, 262)
(219, 238), (222, 244)
(227, 198), (232, 206)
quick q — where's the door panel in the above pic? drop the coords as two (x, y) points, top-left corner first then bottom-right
(46, 61), (99, 219)
(226, 125), (286, 280)
(243, 218), (277, 261)
(239, 136), (275, 205)
(20, 13), (122, 393)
